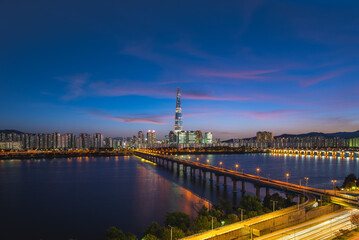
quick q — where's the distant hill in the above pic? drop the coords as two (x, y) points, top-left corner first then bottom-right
(0, 129), (25, 134)
(276, 130), (359, 139)
(223, 130), (359, 142)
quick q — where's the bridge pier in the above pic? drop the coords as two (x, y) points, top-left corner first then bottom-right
(176, 163), (180, 173)
(198, 169), (202, 179)
(242, 181), (246, 193)
(223, 176), (227, 186)
(202, 171), (206, 182)
(190, 167), (193, 177)
(255, 185), (261, 198)
(209, 172), (213, 182)
(232, 179), (237, 193)
(182, 165), (187, 175)
(266, 187), (270, 197)
(216, 174), (220, 187)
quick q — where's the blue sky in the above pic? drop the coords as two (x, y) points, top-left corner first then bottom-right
(1, 0), (359, 139)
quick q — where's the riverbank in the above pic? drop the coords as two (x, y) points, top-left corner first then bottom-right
(0, 150), (133, 160)
(154, 148), (269, 155)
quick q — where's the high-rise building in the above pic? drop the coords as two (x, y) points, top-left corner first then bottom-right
(147, 130), (156, 144)
(178, 131), (186, 144)
(195, 130), (203, 143)
(256, 131), (273, 142)
(169, 131), (176, 143)
(174, 87), (183, 134)
(93, 133), (104, 149)
(186, 131), (196, 144)
(80, 133), (92, 149)
(138, 131), (145, 144)
(204, 132), (213, 144)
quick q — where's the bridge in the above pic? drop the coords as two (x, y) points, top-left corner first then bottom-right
(134, 150), (359, 239)
(270, 149), (359, 158)
(134, 150), (358, 204)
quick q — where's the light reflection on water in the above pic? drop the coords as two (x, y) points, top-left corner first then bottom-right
(0, 156), (210, 240)
(180, 153), (359, 188)
(1, 153), (358, 240)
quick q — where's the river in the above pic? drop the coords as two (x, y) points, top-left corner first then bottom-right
(0, 153), (358, 239)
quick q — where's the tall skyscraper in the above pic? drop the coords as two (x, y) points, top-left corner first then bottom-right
(174, 87), (183, 134)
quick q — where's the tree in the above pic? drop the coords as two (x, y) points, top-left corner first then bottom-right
(345, 181), (357, 190)
(225, 214), (239, 225)
(239, 194), (264, 213)
(198, 206), (209, 217)
(105, 227), (126, 240)
(142, 234), (159, 240)
(105, 227), (137, 240)
(263, 193), (293, 211)
(212, 198), (233, 216)
(161, 227), (185, 240)
(143, 222), (161, 238)
(125, 232), (136, 240)
(341, 174), (357, 189)
(164, 212), (191, 232)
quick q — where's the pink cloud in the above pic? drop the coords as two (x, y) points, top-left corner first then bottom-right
(57, 73), (90, 100)
(241, 110), (305, 120)
(88, 81), (249, 101)
(301, 67), (354, 86)
(107, 116), (166, 125)
(194, 69), (279, 80)
(181, 91), (250, 101)
(89, 110), (171, 125)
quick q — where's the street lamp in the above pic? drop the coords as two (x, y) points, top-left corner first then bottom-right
(256, 168), (260, 176)
(304, 177), (309, 188)
(235, 164), (239, 172)
(219, 162), (223, 168)
(331, 180), (337, 195)
(270, 200), (278, 212)
(170, 225), (173, 240)
(286, 173), (290, 183)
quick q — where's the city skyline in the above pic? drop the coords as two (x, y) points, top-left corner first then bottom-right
(1, 1), (359, 139)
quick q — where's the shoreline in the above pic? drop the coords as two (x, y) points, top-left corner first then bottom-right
(0, 151), (132, 160)
(0, 149), (269, 160)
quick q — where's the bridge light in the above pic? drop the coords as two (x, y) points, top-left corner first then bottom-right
(286, 173), (290, 183)
(256, 168), (260, 176)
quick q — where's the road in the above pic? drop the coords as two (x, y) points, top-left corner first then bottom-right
(256, 208), (359, 240)
(181, 203), (311, 240)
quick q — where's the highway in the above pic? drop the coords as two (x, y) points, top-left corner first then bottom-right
(181, 204), (309, 240)
(256, 208), (359, 240)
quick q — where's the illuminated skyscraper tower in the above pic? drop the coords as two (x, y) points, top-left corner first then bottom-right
(174, 87), (183, 133)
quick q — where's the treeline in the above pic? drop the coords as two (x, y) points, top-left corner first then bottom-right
(103, 193), (296, 240)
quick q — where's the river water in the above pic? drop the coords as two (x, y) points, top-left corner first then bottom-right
(0, 153), (358, 239)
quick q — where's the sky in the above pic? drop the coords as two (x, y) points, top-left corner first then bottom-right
(1, 0), (359, 139)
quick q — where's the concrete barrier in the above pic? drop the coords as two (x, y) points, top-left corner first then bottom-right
(250, 204), (343, 236)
